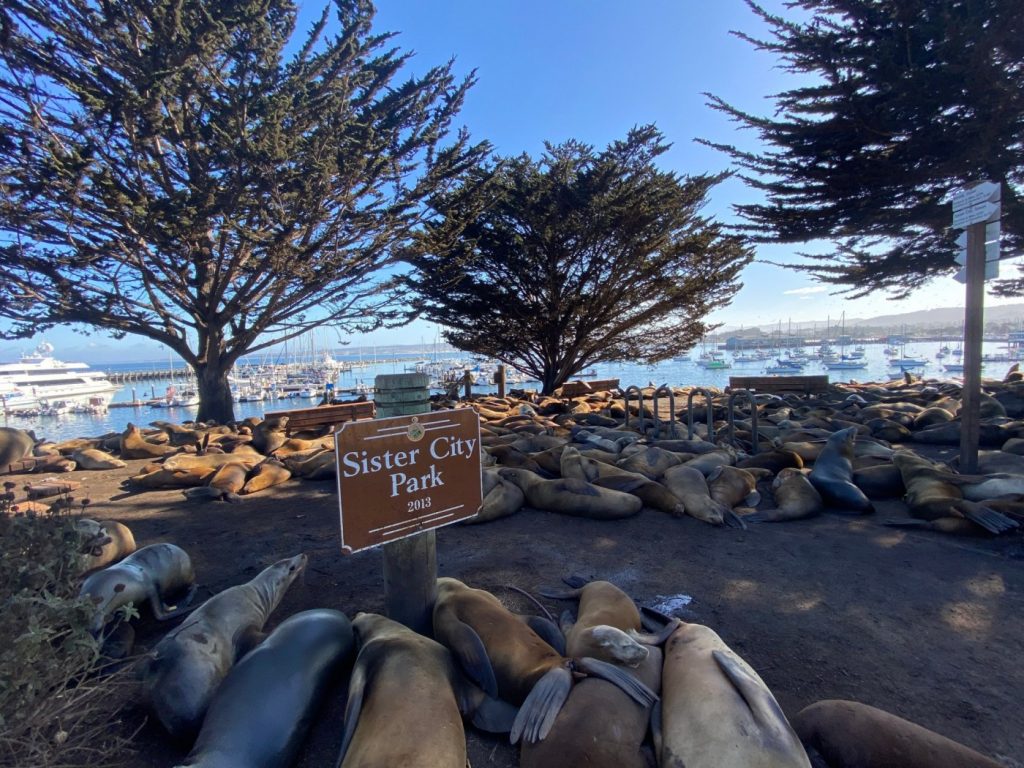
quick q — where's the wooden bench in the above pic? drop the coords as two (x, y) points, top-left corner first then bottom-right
(264, 400), (376, 436)
(728, 375), (830, 396)
(559, 378), (621, 398)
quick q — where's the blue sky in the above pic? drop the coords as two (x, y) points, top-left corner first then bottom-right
(10, 0), (1020, 362)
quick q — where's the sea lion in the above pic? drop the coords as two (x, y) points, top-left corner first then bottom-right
(239, 458), (292, 495)
(707, 465), (762, 509)
(0, 426), (37, 472)
(465, 467), (525, 524)
(737, 449), (803, 473)
(249, 415), (289, 454)
(120, 423), (177, 459)
(71, 447), (127, 470)
(614, 446), (682, 479)
(808, 427), (874, 513)
(891, 450), (1018, 534)
(851, 463), (904, 499)
(547, 580), (649, 665)
(126, 465), (217, 489)
(520, 646), (662, 768)
(745, 468), (822, 523)
(283, 448), (338, 480)
(592, 473), (686, 516)
(177, 609), (355, 768)
(684, 449), (737, 476)
(433, 577), (655, 745)
(76, 519), (136, 573)
(142, 553), (307, 739)
(662, 464), (740, 527)
(337, 612), (513, 768)
(657, 621), (810, 768)
(498, 468), (642, 520)
(792, 699), (1004, 768)
(79, 543), (195, 634)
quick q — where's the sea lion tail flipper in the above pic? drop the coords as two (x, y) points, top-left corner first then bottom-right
(649, 699), (663, 760)
(508, 666), (572, 745)
(956, 501), (1020, 534)
(336, 661), (367, 767)
(562, 575), (588, 589)
(558, 609), (575, 636)
(882, 518), (932, 529)
(724, 508), (748, 530)
(711, 650), (787, 727)
(575, 656), (658, 708)
(455, 678), (519, 734)
(740, 510), (772, 523)
(151, 583), (198, 621)
(628, 617), (680, 646)
(523, 615), (566, 656)
(448, 619), (499, 699)
(639, 605), (675, 631)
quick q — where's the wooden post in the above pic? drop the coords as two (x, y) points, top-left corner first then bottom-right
(495, 365), (506, 398)
(959, 221), (986, 473)
(374, 373), (437, 634)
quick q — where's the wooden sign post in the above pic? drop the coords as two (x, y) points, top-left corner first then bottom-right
(334, 373), (482, 634)
(951, 181), (1001, 474)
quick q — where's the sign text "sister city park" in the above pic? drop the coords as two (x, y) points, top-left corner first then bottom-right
(334, 408), (483, 554)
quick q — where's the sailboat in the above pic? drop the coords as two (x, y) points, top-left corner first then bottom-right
(824, 313), (867, 370)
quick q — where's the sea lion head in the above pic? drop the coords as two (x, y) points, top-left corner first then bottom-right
(581, 625), (649, 667)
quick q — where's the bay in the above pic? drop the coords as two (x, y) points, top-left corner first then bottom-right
(4, 341), (1016, 444)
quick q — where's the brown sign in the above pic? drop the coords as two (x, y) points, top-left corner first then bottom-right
(335, 408), (482, 554)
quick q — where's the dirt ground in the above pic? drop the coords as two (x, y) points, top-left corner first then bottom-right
(37, 447), (1024, 768)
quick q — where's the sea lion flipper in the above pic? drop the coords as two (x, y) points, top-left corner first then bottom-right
(649, 698), (663, 759)
(508, 666), (572, 744)
(151, 583), (197, 621)
(447, 619), (499, 699)
(711, 650), (787, 727)
(454, 677), (519, 733)
(629, 618), (680, 646)
(336, 660), (367, 767)
(575, 656), (658, 708)
(524, 615), (566, 655)
(723, 509), (748, 530)
(955, 501), (1019, 534)
(558, 609), (575, 636)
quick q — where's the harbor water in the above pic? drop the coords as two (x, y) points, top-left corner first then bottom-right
(4, 341), (1019, 444)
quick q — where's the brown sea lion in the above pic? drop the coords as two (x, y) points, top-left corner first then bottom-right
(0, 427), (38, 472)
(745, 468), (822, 523)
(891, 450), (1017, 534)
(520, 646), (662, 768)
(120, 423), (177, 459)
(851, 463), (905, 499)
(71, 447), (127, 470)
(615, 446), (683, 479)
(793, 699), (1004, 768)
(498, 468), (642, 520)
(707, 465), (762, 509)
(239, 458), (292, 495)
(337, 612), (514, 768)
(283, 449), (337, 480)
(737, 449), (803, 473)
(684, 448), (738, 477)
(658, 621), (810, 768)
(76, 519), (136, 573)
(465, 467), (526, 524)
(142, 553), (307, 739)
(546, 580), (649, 665)
(126, 465), (217, 489)
(662, 464), (740, 527)
(592, 474), (686, 516)
(433, 577), (655, 745)
(249, 415), (290, 454)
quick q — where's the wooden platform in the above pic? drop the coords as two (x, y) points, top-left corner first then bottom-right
(559, 378), (621, 398)
(728, 375), (829, 395)
(264, 400), (376, 436)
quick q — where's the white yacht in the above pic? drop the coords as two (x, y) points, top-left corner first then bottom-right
(0, 342), (120, 414)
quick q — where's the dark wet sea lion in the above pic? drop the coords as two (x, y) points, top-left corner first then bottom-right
(793, 699), (1004, 768)
(178, 609), (354, 768)
(143, 553), (307, 739)
(737, 449), (803, 473)
(851, 463), (904, 499)
(658, 621), (810, 768)
(808, 427), (874, 514)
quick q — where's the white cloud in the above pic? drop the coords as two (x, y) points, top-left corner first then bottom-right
(783, 286), (829, 296)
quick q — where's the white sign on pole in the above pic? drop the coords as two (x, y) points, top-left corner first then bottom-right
(954, 220), (1002, 265)
(951, 180), (1000, 212)
(952, 200), (1000, 230)
(953, 260), (999, 285)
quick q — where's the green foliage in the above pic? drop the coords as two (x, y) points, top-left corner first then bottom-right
(406, 125), (752, 394)
(0, 496), (132, 767)
(0, 0), (489, 422)
(703, 0), (1024, 298)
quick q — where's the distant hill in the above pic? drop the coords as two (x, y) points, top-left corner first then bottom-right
(724, 304), (1024, 336)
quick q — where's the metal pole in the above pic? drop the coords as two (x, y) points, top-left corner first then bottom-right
(495, 365), (507, 399)
(375, 373), (437, 635)
(959, 221), (986, 473)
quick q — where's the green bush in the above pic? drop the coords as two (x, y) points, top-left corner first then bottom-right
(0, 493), (134, 768)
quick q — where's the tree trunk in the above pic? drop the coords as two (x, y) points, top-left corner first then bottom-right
(195, 362), (235, 423)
